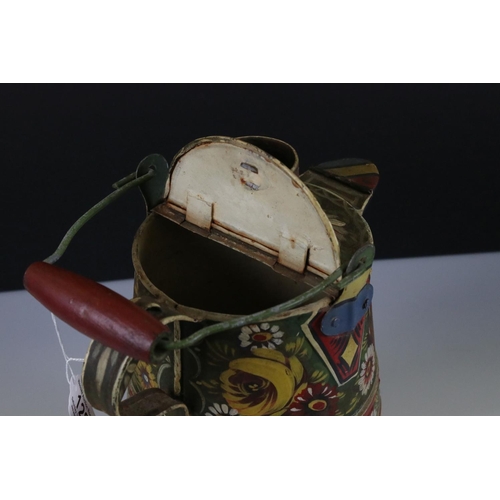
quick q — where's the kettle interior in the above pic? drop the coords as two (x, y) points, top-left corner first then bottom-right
(134, 213), (318, 316)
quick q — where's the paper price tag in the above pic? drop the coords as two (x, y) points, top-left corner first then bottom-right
(68, 374), (95, 416)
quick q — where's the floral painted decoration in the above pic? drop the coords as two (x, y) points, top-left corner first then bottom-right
(286, 383), (338, 416)
(129, 312), (380, 416)
(220, 347), (306, 416)
(239, 323), (284, 350)
(357, 345), (375, 395)
(205, 403), (239, 416)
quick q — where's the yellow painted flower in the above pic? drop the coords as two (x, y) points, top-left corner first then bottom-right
(220, 348), (306, 416)
(135, 361), (157, 389)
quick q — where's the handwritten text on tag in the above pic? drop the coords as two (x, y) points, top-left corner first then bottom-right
(69, 374), (95, 416)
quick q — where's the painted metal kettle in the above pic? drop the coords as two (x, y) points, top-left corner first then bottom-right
(24, 136), (380, 416)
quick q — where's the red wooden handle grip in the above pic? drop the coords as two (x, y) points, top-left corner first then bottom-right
(23, 262), (168, 362)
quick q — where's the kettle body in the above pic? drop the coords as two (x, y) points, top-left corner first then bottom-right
(25, 136), (381, 416)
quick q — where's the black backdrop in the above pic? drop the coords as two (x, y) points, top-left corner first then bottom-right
(1, 84), (498, 292)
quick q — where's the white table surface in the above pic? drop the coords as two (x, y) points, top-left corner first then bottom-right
(1, 252), (499, 416)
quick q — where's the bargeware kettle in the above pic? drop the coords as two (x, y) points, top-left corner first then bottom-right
(24, 136), (380, 416)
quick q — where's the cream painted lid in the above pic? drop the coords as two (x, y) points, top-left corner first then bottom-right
(162, 136), (341, 278)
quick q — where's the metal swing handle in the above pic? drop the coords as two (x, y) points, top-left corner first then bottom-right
(23, 154), (374, 364)
(23, 245), (374, 363)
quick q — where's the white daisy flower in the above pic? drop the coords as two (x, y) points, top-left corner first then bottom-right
(357, 345), (376, 395)
(238, 323), (285, 350)
(205, 403), (239, 416)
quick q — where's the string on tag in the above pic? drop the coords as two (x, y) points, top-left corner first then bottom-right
(51, 313), (84, 384)
(51, 313), (95, 416)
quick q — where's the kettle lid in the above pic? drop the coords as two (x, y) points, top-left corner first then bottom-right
(155, 136), (341, 282)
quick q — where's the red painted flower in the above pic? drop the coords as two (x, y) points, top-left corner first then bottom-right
(286, 383), (338, 416)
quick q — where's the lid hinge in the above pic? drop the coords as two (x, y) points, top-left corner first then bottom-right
(278, 234), (309, 274)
